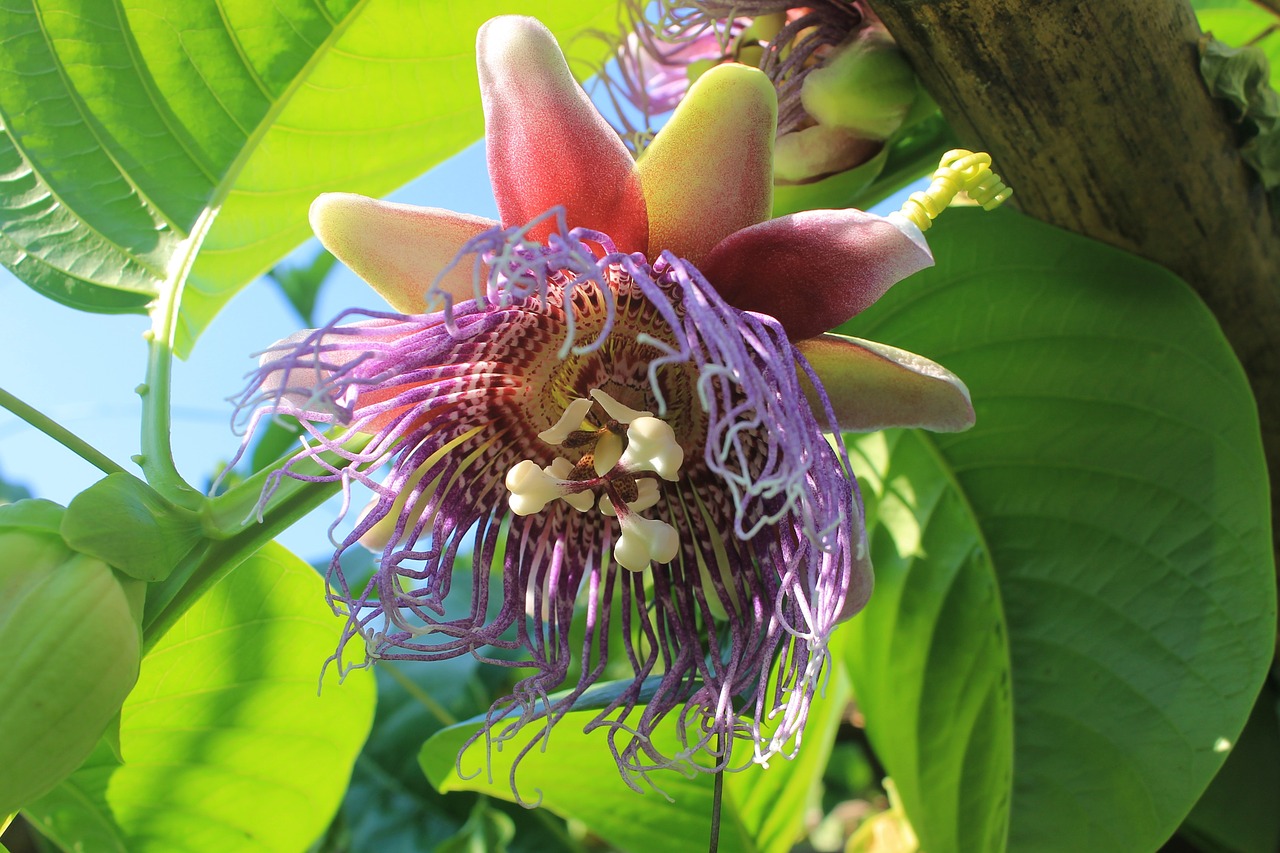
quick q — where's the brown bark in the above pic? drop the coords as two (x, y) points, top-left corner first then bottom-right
(869, 0), (1280, 567)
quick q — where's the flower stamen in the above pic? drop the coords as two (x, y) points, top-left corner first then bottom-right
(506, 389), (685, 570)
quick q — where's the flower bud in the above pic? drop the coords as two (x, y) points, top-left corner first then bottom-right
(0, 500), (142, 815)
(800, 28), (920, 142)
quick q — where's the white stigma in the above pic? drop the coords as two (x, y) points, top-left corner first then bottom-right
(589, 388), (650, 422)
(537, 397), (595, 445)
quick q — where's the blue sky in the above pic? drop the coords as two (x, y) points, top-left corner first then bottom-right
(0, 142), (498, 560)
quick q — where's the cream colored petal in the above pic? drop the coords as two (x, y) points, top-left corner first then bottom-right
(636, 63), (777, 265)
(310, 193), (495, 314)
(797, 333), (975, 433)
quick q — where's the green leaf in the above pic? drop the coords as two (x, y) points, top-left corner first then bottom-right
(838, 209), (1275, 853)
(0, 498), (64, 536)
(267, 249), (337, 328)
(0, 0), (619, 354)
(420, 669), (850, 853)
(343, 658), (490, 851)
(729, 671), (849, 853)
(24, 542), (376, 852)
(842, 429), (1012, 853)
(60, 473), (203, 581)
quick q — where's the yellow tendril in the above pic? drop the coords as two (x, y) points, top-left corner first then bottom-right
(898, 149), (1014, 232)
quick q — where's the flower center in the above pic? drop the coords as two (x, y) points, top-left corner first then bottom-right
(504, 388), (684, 572)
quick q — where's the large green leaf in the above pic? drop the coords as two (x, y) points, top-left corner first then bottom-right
(0, 0), (617, 354)
(421, 668), (850, 853)
(24, 542), (376, 852)
(842, 428), (1012, 853)
(839, 209), (1274, 853)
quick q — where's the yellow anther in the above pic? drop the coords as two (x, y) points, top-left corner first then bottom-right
(897, 149), (1013, 232)
(599, 479), (661, 517)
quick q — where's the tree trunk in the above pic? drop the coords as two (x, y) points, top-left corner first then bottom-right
(869, 0), (1280, 571)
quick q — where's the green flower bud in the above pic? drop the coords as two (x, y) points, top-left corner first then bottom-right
(0, 500), (142, 815)
(800, 28), (920, 141)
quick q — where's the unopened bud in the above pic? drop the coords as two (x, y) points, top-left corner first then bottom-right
(0, 500), (141, 815)
(800, 28), (919, 141)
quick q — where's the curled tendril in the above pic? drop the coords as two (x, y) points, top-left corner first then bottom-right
(899, 149), (1014, 232)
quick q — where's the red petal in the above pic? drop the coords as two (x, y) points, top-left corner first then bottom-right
(703, 210), (933, 341)
(477, 16), (647, 253)
(636, 63), (776, 265)
(309, 193), (494, 314)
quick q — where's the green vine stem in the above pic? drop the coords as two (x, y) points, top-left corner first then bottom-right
(0, 386), (127, 477)
(203, 432), (372, 539)
(143, 472), (342, 649)
(145, 434), (371, 646)
(138, 210), (221, 510)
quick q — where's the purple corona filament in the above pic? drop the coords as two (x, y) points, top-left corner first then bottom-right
(230, 217), (856, 795)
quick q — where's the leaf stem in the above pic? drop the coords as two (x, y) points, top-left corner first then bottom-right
(139, 208), (220, 509)
(204, 432), (371, 538)
(0, 385), (127, 477)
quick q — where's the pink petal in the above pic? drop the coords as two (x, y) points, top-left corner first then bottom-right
(797, 333), (975, 433)
(310, 193), (494, 314)
(477, 16), (648, 253)
(702, 209), (933, 341)
(636, 62), (776, 265)
(256, 319), (403, 416)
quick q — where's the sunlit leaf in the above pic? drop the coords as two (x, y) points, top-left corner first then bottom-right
(839, 209), (1274, 853)
(421, 669), (851, 853)
(0, 0), (618, 354)
(0, 514), (141, 818)
(267, 249), (337, 328)
(24, 542), (376, 852)
(842, 428), (1012, 853)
